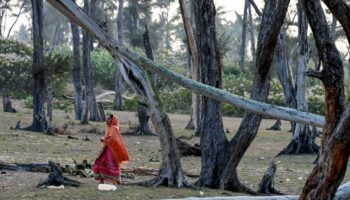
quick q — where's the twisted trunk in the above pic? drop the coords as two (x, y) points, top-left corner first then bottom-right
(300, 0), (348, 199)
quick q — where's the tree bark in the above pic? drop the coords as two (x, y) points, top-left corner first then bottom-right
(321, 0), (350, 43)
(278, 2), (319, 156)
(275, 28), (297, 132)
(2, 95), (16, 113)
(267, 119), (281, 131)
(118, 58), (190, 187)
(27, 0), (48, 132)
(82, 0), (102, 122)
(46, 76), (53, 126)
(257, 162), (283, 195)
(70, 9), (83, 120)
(46, 0), (326, 129)
(216, 0), (290, 192)
(300, 0), (348, 199)
(180, 0), (199, 131)
(115, 0), (124, 110)
(192, 0), (226, 189)
(239, 0), (249, 71)
(248, 4), (256, 65)
(37, 161), (81, 188)
(133, 102), (155, 136)
(80, 91), (89, 124)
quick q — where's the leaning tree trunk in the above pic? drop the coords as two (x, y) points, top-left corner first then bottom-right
(129, 25), (157, 136)
(74, 5), (187, 185)
(114, 0), (124, 110)
(82, 0), (102, 122)
(278, 2), (319, 156)
(26, 0), (47, 132)
(70, 3), (83, 121)
(118, 57), (189, 187)
(239, 0), (249, 71)
(300, 0), (349, 199)
(179, 0), (199, 131)
(2, 95), (16, 113)
(192, 0), (227, 189)
(217, 0), (290, 192)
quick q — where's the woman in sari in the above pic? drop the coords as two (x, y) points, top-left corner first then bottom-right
(94, 114), (129, 187)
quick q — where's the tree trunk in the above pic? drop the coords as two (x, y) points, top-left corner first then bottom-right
(115, 0), (124, 110)
(27, 0), (47, 132)
(70, 0), (83, 120)
(133, 101), (155, 135)
(80, 91), (89, 124)
(82, 0), (102, 122)
(47, 0), (325, 129)
(321, 0), (350, 43)
(46, 76), (53, 126)
(248, 4), (256, 65)
(275, 28), (297, 132)
(217, 0), (290, 192)
(278, 2), (319, 156)
(300, 0), (348, 199)
(180, 0), (199, 131)
(331, 15), (337, 40)
(192, 0), (226, 189)
(239, 0), (249, 71)
(267, 119), (281, 131)
(2, 95), (16, 113)
(118, 57), (189, 187)
(300, 0), (349, 198)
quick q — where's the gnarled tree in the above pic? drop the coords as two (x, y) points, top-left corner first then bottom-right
(300, 0), (350, 199)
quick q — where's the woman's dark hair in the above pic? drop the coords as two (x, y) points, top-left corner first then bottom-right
(109, 114), (113, 119)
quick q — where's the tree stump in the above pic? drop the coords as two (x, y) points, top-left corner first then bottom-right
(258, 161), (283, 195)
(2, 95), (16, 113)
(37, 161), (81, 188)
(133, 102), (156, 135)
(267, 119), (281, 131)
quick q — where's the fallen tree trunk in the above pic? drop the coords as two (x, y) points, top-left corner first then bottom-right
(46, 0), (325, 128)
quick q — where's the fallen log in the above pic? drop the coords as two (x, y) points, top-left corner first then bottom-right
(46, 0), (325, 129)
(0, 161), (48, 172)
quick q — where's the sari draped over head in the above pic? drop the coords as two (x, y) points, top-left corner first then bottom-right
(102, 115), (129, 165)
(93, 114), (129, 184)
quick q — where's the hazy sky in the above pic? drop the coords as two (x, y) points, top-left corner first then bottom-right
(3, 0), (265, 37)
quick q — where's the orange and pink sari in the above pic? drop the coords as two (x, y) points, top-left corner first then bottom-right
(93, 115), (129, 184)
